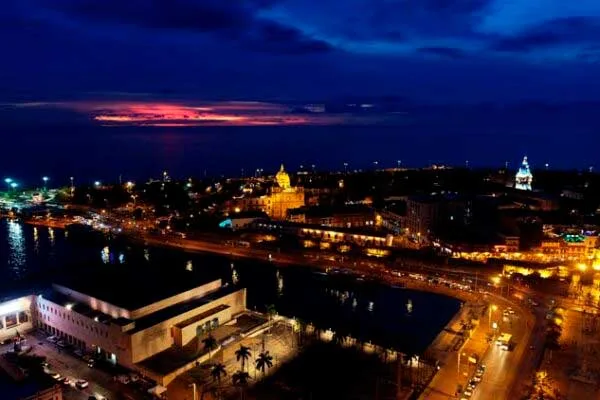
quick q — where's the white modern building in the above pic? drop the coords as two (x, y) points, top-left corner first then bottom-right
(0, 295), (34, 343)
(0, 269), (247, 386)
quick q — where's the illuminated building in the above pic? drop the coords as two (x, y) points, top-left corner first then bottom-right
(232, 165), (305, 220)
(515, 156), (533, 191)
(0, 296), (34, 343)
(537, 234), (598, 261)
(288, 205), (377, 228)
(31, 271), (246, 386)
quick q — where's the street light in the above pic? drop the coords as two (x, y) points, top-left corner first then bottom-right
(4, 178), (12, 192)
(10, 182), (18, 190)
(42, 176), (49, 190)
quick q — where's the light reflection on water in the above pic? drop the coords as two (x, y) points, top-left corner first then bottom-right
(7, 220), (26, 278)
(33, 227), (39, 253)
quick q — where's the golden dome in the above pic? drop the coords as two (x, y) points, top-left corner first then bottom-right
(275, 164), (291, 189)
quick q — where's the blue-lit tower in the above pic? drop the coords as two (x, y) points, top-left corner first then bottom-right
(515, 156), (533, 191)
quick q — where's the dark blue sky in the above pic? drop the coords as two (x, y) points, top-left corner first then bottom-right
(3, 0), (600, 103)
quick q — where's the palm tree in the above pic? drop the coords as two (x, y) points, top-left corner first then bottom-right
(232, 370), (250, 400)
(266, 304), (277, 323)
(202, 334), (218, 362)
(211, 363), (227, 383)
(255, 351), (274, 377)
(211, 363), (227, 400)
(235, 345), (252, 372)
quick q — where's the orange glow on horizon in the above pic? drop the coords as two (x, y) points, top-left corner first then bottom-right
(10, 99), (359, 126)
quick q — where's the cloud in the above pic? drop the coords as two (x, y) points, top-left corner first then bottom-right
(41, 0), (333, 55)
(491, 16), (600, 53)
(417, 46), (468, 59)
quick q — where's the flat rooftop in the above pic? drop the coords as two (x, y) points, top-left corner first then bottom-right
(0, 373), (59, 399)
(130, 284), (241, 333)
(55, 265), (220, 310)
(42, 289), (117, 325)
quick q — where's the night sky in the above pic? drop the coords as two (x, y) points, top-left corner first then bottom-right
(2, 1), (600, 172)
(3, 0), (600, 103)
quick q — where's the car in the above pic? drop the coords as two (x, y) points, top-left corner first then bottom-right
(88, 360), (95, 368)
(129, 373), (140, 382)
(472, 375), (482, 382)
(463, 389), (473, 397)
(63, 378), (74, 386)
(40, 361), (49, 368)
(56, 376), (66, 383)
(57, 340), (67, 348)
(49, 372), (61, 379)
(46, 336), (58, 343)
(115, 374), (130, 384)
(74, 349), (84, 358)
(76, 379), (89, 389)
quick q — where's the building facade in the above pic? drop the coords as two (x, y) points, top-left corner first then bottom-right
(231, 165), (305, 220)
(31, 279), (246, 385)
(0, 296), (34, 343)
(515, 156), (533, 191)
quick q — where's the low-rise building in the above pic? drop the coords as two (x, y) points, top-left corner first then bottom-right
(0, 376), (62, 400)
(288, 206), (376, 228)
(29, 267), (246, 386)
(0, 296), (34, 343)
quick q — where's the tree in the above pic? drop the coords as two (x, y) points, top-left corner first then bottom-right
(232, 370), (251, 400)
(235, 345), (252, 372)
(202, 334), (218, 361)
(211, 363), (227, 400)
(255, 351), (274, 377)
(211, 363), (227, 383)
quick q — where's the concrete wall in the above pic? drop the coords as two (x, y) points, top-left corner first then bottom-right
(34, 296), (122, 359)
(0, 295), (34, 342)
(129, 280), (222, 320)
(52, 284), (131, 320)
(130, 289), (246, 363)
(173, 307), (233, 348)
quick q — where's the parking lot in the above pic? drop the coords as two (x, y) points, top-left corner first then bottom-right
(2, 331), (160, 400)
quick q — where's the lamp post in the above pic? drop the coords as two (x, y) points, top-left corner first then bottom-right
(42, 176), (49, 191)
(10, 182), (18, 192)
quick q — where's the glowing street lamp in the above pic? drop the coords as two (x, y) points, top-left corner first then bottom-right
(10, 182), (18, 190)
(42, 176), (49, 190)
(3, 178), (12, 192)
(94, 181), (101, 187)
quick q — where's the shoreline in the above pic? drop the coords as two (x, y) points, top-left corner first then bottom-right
(4, 219), (472, 357)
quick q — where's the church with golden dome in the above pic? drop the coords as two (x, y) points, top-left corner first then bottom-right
(233, 164), (305, 220)
(269, 164), (305, 219)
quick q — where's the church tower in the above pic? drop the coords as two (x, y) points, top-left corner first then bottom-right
(515, 156), (533, 191)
